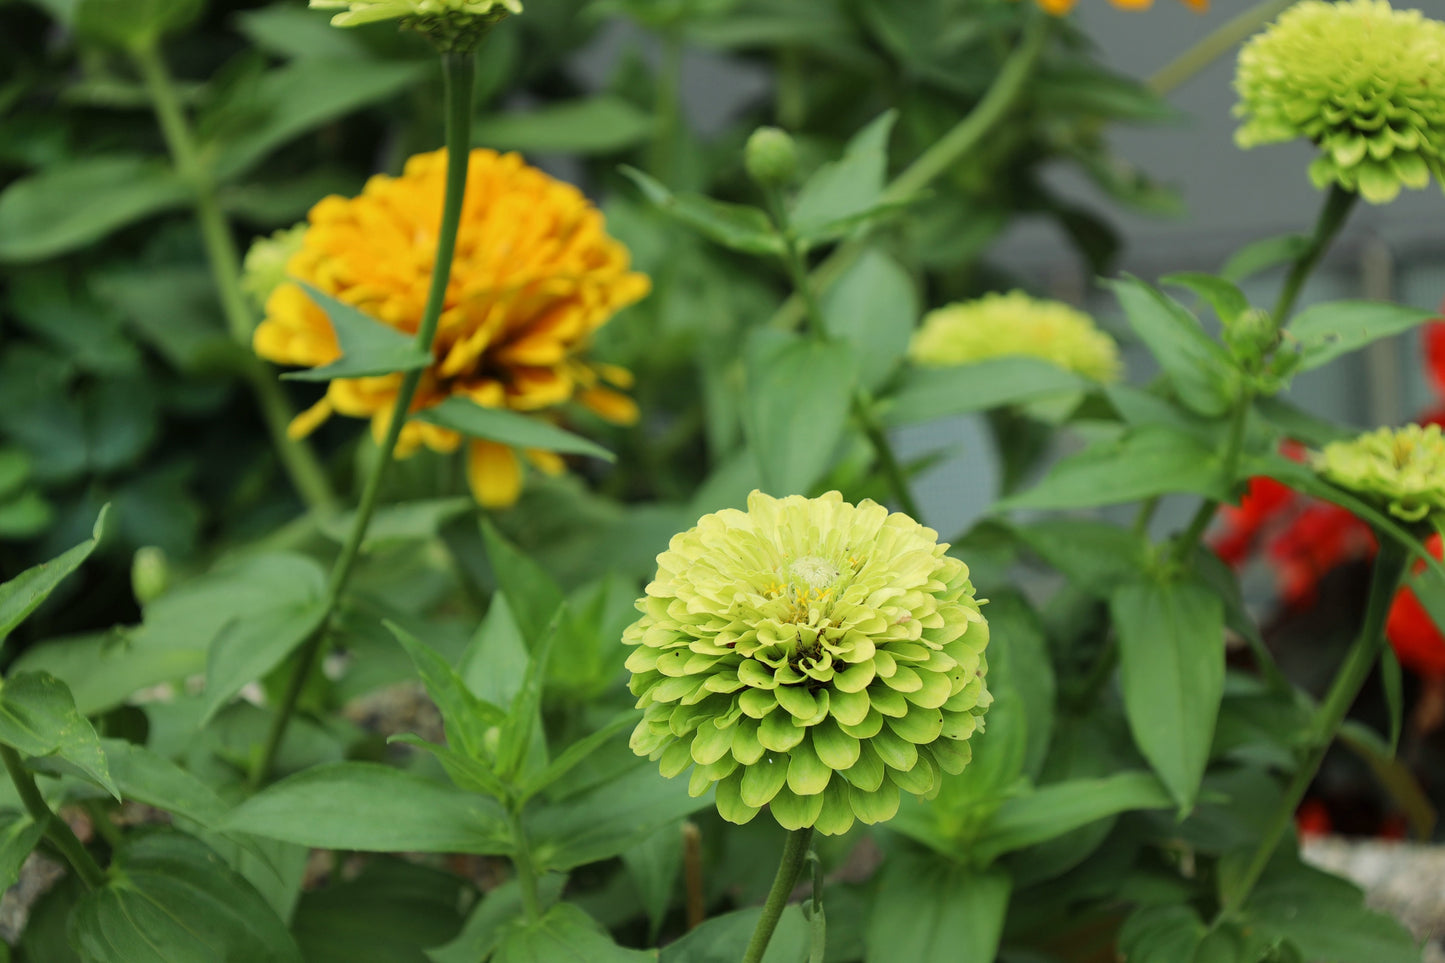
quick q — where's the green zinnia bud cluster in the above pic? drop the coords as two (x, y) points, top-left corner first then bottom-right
(624, 491), (991, 836)
(908, 291), (1122, 383)
(1234, 0), (1445, 205)
(1317, 424), (1445, 524)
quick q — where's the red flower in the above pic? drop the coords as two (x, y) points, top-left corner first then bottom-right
(1213, 476), (1297, 566)
(1265, 503), (1376, 609)
(1426, 321), (1445, 397)
(1386, 533), (1445, 678)
(1296, 798), (1333, 839)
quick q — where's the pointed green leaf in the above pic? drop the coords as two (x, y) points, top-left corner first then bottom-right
(1107, 276), (1238, 417)
(0, 672), (117, 799)
(791, 111), (896, 238)
(517, 711), (636, 804)
(0, 505), (107, 643)
(416, 397), (615, 461)
(459, 593), (531, 708)
(479, 525), (566, 647)
(621, 167), (784, 258)
(884, 358), (1087, 427)
(390, 734), (509, 801)
(1288, 300), (1434, 372)
(659, 905), (808, 963)
(744, 332), (858, 495)
(969, 772), (1174, 864)
(492, 903), (657, 962)
(386, 621), (504, 760)
(0, 813), (43, 894)
(866, 851), (1010, 963)
(823, 248), (917, 392)
(281, 282), (431, 381)
(1221, 233), (1310, 283)
(1162, 272), (1250, 325)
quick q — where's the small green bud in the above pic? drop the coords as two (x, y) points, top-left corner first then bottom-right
(1223, 306), (1278, 364)
(131, 546), (170, 606)
(744, 127), (799, 188)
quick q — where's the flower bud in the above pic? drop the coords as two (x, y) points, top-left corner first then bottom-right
(131, 547), (170, 606)
(1223, 306), (1278, 364)
(745, 127), (799, 188)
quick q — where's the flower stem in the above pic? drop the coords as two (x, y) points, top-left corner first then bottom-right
(0, 745), (105, 891)
(1217, 539), (1409, 920)
(767, 12), (1050, 332)
(1171, 393), (1252, 565)
(762, 190), (922, 519)
(1147, 0), (1295, 96)
(742, 827), (814, 963)
(132, 42), (338, 517)
(508, 808), (543, 922)
(1271, 185), (1357, 324)
(248, 51), (477, 789)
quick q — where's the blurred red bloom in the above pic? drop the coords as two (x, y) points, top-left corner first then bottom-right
(1296, 798), (1333, 839)
(1267, 503), (1376, 609)
(1426, 321), (1445, 397)
(1213, 476), (1297, 566)
(1386, 533), (1445, 677)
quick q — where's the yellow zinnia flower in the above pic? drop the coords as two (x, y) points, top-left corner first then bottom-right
(253, 148), (650, 508)
(908, 291), (1122, 382)
(1030, 0), (1206, 12)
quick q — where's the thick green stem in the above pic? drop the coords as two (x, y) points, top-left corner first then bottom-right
(742, 827), (814, 963)
(1147, 0), (1295, 96)
(768, 13), (1050, 332)
(248, 51), (477, 789)
(1, 746), (106, 890)
(132, 43), (338, 516)
(763, 189), (922, 519)
(1272, 185), (1358, 324)
(1218, 540), (1409, 919)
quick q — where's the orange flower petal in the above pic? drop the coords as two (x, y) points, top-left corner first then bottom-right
(526, 448), (567, 476)
(579, 387), (640, 425)
(468, 440), (523, 508)
(287, 397), (334, 440)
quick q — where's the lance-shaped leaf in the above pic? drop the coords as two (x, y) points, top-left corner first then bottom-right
(0, 505), (108, 643)
(790, 111), (896, 243)
(621, 167), (784, 258)
(417, 398), (615, 461)
(1108, 276), (1239, 417)
(0, 672), (118, 799)
(743, 332), (858, 496)
(1288, 300), (1434, 372)
(866, 852), (1011, 963)
(281, 282), (432, 382)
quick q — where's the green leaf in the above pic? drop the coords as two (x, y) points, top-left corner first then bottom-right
(660, 905), (808, 963)
(416, 398), (615, 461)
(387, 621), (503, 760)
(492, 903), (656, 962)
(209, 59), (425, 182)
(68, 831), (303, 963)
(459, 593), (532, 708)
(0, 672), (117, 799)
(236, 5), (365, 59)
(884, 358), (1088, 427)
(1243, 860), (1420, 963)
(621, 167), (784, 258)
(822, 248), (916, 392)
(280, 282), (431, 382)
(495, 610), (562, 782)
(224, 762), (512, 855)
(70, 0), (202, 47)
(1107, 276), (1238, 417)
(621, 823), (683, 943)
(517, 710), (636, 804)
(11, 630), (202, 719)
(743, 333), (858, 495)
(1011, 518), (1149, 599)
(1221, 233), (1310, 284)
(1287, 300), (1434, 372)
(0, 156), (188, 262)
(866, 851), (1010, 963)
(427, 879), (567, 963)
(200, 555), (329, 723)
(291, 857), (471, 963)
(1032, 63), (1178, 123)
(390, 734), (510, 801)
(997, 426), (1229, 512)
(0, 812), (43, 893)
(969, 771), (1174, 864)
(478, 526), (566, 648)
(1111, 576), (1225, 809)
(978, 595), (1054, 781)
(98, 739), (227, 828)
(530, 765), (713, 872)
(319, 497), (476, 550)
(790, 111), (895, 239)
(0, 505), (107, 643)
(1162, 272), (1250, 325)
(475, 97), (654, 155)
(1117, 905), (1207, 963)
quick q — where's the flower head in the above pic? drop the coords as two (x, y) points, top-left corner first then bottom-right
(1317, 424), (1445, 525)
(1030, 0), (1206, 13)
(908, 291), (1122, 382)
(311, 0), (520, 27)
(1234, 0), (1445, 204)
(253, 148), (649, 507)
(624, 491), (991, 836)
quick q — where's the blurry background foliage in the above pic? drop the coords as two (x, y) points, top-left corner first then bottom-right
(0, 0), (1173, 646)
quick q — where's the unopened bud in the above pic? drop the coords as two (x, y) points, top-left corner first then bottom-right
(1224, 306), (1278, 363)
(744, 127), (799, 188)
(131, 547), (170, 606)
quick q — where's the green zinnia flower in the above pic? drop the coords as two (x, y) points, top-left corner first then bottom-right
(310, 0), (521, 27)
(1234, 0), (1445, 205)
(240, 224), (306, 309)
(624, 491), (991, 836)
(908, 291), (1122, 382)
(1317, 424), (1445, 524)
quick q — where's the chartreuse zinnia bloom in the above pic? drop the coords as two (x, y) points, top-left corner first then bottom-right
(1318, 424), (1445, 524)
(310, 0), (521, 27)
(625, 491), (991, 836)
(1234, 0), (1445, 205)
(253, 148), (649, 508)
(908, 291), (1122, 382)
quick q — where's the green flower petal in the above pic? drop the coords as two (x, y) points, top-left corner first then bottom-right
(740, 754), (789, 807)
(758, 708), (806, 753)
(691, 721), (734, 766)
(716, 770), (760, 825)
(813, 784), (856, 836)
(849, 780), (901, 825)
(811, 720), (861, 770)
(769, 785), (826, 830)
(786, 741), (833, 797)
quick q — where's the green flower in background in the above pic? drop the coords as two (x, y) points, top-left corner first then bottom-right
(625, 491), (991, 836)
(908, 291), (1122, 382)
(1317, 424), (1445, 524)
(240, 224), (306, 308)
(1234, 0), (1445, 205)
(310, 0), (521, 27)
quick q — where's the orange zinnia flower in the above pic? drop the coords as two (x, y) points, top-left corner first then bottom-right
(1031, 0), (1206, 13)
(253, 148), (650, 507)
